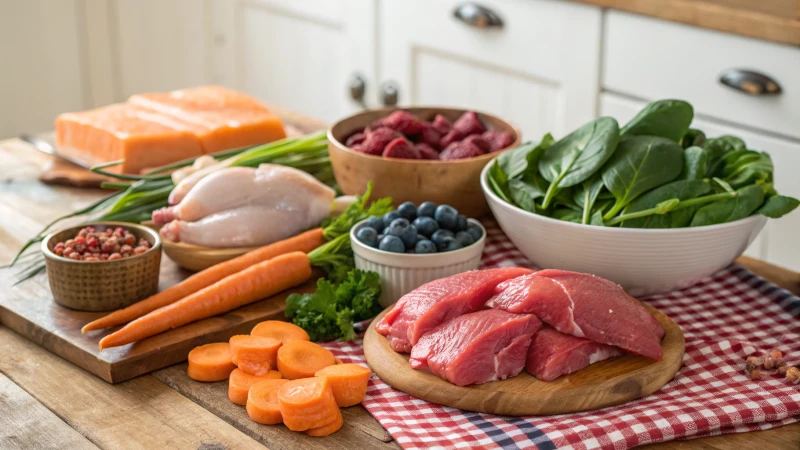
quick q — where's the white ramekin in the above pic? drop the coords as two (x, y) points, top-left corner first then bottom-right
(351, 218), (486, 307)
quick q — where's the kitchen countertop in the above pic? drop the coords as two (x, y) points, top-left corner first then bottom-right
(570, 0), (800, 47)
(1, 108), (798, 449)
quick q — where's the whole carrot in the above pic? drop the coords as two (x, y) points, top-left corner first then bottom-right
(82, 228), (324, 333)
(98, 251), (313, 350)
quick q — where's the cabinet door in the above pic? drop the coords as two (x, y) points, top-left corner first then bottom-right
(601, 93), (800, 271)
(379, 0), (601, 139)
(212, 0), (377, 123)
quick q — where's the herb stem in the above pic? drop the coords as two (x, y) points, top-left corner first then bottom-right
(605, 191), (737, 226)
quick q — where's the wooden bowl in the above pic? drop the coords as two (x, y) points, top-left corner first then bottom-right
(161, 239), (256, 272)
(41, 222), (162, 312)
(328, 107), (521, 217)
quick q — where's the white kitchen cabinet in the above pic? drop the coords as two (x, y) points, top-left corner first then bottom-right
(600, 93), (800, 271)
(378, 0), (602, 140)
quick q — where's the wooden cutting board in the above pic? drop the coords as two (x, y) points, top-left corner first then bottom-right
(0, 256), (318, 384)
(364, 303), (684, 416)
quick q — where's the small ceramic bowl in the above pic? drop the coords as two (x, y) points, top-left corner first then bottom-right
(161, 239), (256, 272)
(350, 218), (486, 308)
(328, 107), (521, 217)
(42, 222), (162, 311)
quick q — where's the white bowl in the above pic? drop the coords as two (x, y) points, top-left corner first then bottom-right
(480, 161), (767, 296)
(351, 219), (486, 307)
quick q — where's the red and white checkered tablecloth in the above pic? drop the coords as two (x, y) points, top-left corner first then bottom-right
(322, 218), (800, 449)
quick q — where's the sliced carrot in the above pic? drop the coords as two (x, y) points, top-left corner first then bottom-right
(335, 358), (343, 365)
(98, 252), (312, 349)
(305, 408), (343, 437)
(82, 228), (324, 333)
(246, 379), (290, 424)
(229, 335), (282, 376)
(228, 368), (282, 405)
(187, 343), (236, 382)
(250, 320), (310, 343)
(278, 377), (340, 431)
(277, 340), (336, 380)
(314, 364), (371, 407)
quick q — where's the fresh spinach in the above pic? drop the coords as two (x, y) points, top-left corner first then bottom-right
(756, 195), (800, 219)
(552, 208), (581, 223)
(538, 117), (620, 208)
(704, 135), (746, 177)
(601, 135), (685, 220)
(509, 178), (547, 213)
(620, 99), (693, 142)
(498, 135), (553, 180)
(679, 146), (708, 181)
(680, 128), (706, 149)
(573, 174), (605, 225)
(487, 160), (513, 204)
(720, 150), (773, 188)
(620, 180), (711, 228)
(690, 184), (765, 227)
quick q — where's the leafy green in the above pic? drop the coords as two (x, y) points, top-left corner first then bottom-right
(601, 135), (685, 220)
(509, 178), (546, 213)
(322, 182), (392, 241)
(719, 150), (773, 188)
(573, 174), (605, 225)
(487, 160), (514, 204)
(690, 184), (765, 227)
(552, 208), (581, 223)
(704, 135), (746, 177)
(538, 117), (620, 208)
(620, 180), (711, 228)
(680, 128), (706, 149)
(620, 99), (693, 142)
(285, 269), (382, 342)
(756, 195), (800, 219)
(498, 136), (554, 180)
(679, 146), (708, 181)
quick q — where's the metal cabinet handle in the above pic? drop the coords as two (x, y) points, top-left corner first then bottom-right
(719, 69), (782, 96)
(453, 3), (503, 29)
(380, 81), (399, 107)
(349, 73), (368, 108)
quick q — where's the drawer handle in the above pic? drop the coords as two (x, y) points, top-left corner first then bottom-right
(349, 73), (368, 109)
(453, 3), (503, 29)
(719, 69), (782, 96)
(380, 81), (399, 107)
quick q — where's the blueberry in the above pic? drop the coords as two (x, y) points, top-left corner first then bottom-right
(418, 201), (437, 218)
(466, 224), (483, 241)
(456, 215), (468, 231)
(378, 235), (405, 253)
(417, 234), (426, 242)
(434, 204), (459, 230)
(366, 216), (384, 231)
(382, 211), (401, 228)
(399, 224), (419, 248)
(397, 202), (418, 220)
(438, 236), (463, 252)
(389, 218), (410, 229)
(413, 216), (439, 237)
(415, 240), (437, 254)
(431, 229), (454, 249)
(455, 231), (475, 247)
(356, 227), (379, 247)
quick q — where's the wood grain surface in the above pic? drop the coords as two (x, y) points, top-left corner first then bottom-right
(365, 304), (684, 416)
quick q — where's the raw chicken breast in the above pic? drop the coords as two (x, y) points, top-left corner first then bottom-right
(158, 164), (335, 248)
(526, 327), (623, 381)
(410, 309), (541, 386)
(375, 267), (533, 353)
(491, 269), (665, 360)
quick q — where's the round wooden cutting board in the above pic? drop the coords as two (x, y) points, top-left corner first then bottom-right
(364, 304), (685, 416)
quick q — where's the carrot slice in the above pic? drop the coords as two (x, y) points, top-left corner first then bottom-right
(246, 379), (290, 424)
(335, 358), (343, 365)
(229, 335), (282, 376)
(82, 228), (324, 332)
(98, 252), (312, 349)
(278, 377), (340, 431)
(315, 364), (371, 407)
(277, 340), (336, 380)
(228, 368), (282, 405)
(305, 408), (343, 437)
(250, 320), (310, 343)
(187, 343), (236, 382)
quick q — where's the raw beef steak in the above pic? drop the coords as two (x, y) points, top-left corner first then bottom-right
(526, 326), (623, 381)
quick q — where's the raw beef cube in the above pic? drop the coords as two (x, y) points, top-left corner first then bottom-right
(431, 114), (452, 135)
(359, 127), (401, 156)
(411, 309), (542, 386)
(526, 327), (623, 381)
(416, 123), (442, 149)
(440, 141), (485, 160)
(345, 132), (366, 147)
(382, 137), (421, 159)
(492, 269), (665, 360)
(452, 111), (486, 136)
(439, 129), (465, 149)
(415, 143), (440, 160)
(482, 130), (515, 152)
(371, 110), (425, 135)
(463, 134), (491, 153)
(375, 267), (534, 353)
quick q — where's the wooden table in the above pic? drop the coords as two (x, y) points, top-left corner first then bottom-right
(1, 111), (798, 450)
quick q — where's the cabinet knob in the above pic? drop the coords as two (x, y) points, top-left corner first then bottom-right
(453, 3), (503, 29)
(719, 69), (781, 96)
(380, 81), (399, 107)
(349, 73), (367, 108)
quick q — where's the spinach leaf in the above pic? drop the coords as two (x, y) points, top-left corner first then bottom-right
(498, 135), (553, 180)
(590, 209), (605, 226)
(573, 174), (605, 224)
(538, 117), (619, 208)
(756, 195), (800, 219)
(690, 184), (765, 226)
(680, 128), (706, 149)
(620, 180), (711, 228)
(720, 150), (773, 188)
(487, 160), (514, 204)
(620, 99), (693, 142)
(704, 135), (746, 177)
(509, 178), (546, 213)
(679, 146), (708, 181)
(552, 208), (581, 223)
(601, 135), (685, 220)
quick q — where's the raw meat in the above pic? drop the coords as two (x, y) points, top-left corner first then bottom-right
(382, 137), (420, 159)
(491, 269), (665, 360)
(440, 141), (486, 160)
(410, 309), (541, 386)
(526, 327), (623, 381)
(375, 267), (534, 353)
(157, 164), (335, 247)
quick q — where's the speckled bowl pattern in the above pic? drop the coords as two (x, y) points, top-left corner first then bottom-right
(42, 222), (162, 311)
(351, 218), (486, 308)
